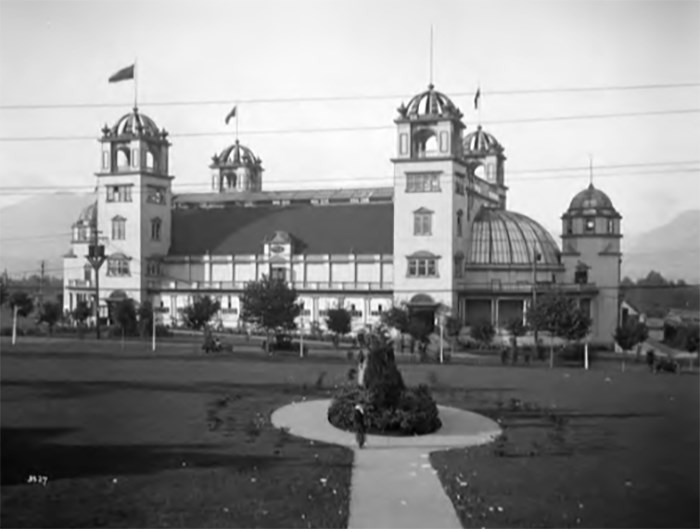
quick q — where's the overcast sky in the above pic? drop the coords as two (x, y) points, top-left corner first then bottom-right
(1, 0), (698, 237)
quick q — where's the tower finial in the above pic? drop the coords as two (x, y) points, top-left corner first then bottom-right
(429, 25), (434, 86)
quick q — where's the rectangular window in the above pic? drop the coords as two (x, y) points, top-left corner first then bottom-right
(147, 185), (167, 204)
(106, 185), (133, 203)
(112, 217), (126, 240)
(407, 258), (438, 277)
(566, 219), (573, 235)
(607, 219), (615, 234)
(270, 266), (286, 281)
(107, 259), (130, 276)
(406, 173), (441, 193)
(413, 212), (432, 236)
(439, 131), (449, 153)
(399, 133), (408, 155)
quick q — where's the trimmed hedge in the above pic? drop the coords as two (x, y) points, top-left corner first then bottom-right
(327, 384), (441, 436)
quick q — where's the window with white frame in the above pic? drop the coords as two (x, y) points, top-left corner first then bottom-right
(407, 253), (439, 278)
(106, 185), (132, 202)
(151, 218), (162, 241)
(107, 255), (130, 276)
(413, 208), (433, 236)
(406, 173), (441, 193)
(111, 216), (126, 240)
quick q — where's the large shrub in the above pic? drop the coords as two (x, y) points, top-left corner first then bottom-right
(327, 329), (441, 436)
(327, 384), (441, 436)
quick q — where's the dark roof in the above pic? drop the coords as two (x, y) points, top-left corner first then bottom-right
(173, 187), (393, 207)
(170, 202), (394, 256)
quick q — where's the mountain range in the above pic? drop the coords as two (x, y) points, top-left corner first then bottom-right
(1, 193), (698, 283)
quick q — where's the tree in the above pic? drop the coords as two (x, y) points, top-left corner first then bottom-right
(112, 298), (137, 336)
(528, 293), (592, 368)
(615, 320), (649, 368)
(240, 276), (300, 353)
(8, 291), (34, 318)
(381, 306), (410, 351)
(0, 280), (7, 306)
(182, 295), (221, 331)
(326, 307), (352, 347)
(72, 300), (92, 326)
(506, 318), (527, 363)
(470, 320), (495, 347)
(38, 301), (62, 334)
(138, 300), (154, 337)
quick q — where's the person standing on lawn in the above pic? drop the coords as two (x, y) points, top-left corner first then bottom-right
(353, 403), (366, 448)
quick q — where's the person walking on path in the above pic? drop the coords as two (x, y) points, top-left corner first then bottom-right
(646, 348), (656, 373)
(353, 403), (366, 449)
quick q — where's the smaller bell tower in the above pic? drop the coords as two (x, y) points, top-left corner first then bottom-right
(561, 182), (622, 344)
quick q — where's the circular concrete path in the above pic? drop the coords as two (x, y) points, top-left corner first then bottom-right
(271, 399), (501, 529)
(271, 398), (501, 450)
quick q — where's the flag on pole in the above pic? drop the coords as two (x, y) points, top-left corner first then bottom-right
(473, 87), (481, 110)
(108, 64), (135, 83)
(225, 105), (238, 125)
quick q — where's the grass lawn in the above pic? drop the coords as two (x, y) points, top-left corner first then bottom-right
(2, 337), (699, 528)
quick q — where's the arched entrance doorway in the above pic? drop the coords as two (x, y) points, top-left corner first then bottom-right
(106, 290), (129, 325)
(408, 293), (438, 333)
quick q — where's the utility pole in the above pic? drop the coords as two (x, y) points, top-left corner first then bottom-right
(38, 260), (45, 306)
(87, 228), (106, 339)
(532, 246), (540, 357)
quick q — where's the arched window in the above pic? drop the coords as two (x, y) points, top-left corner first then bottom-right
(146, 150), (156, 170)
(151, 218), (162, 241)
(111, 215), (126, 240)
(116, 148), (130, 169)
(413, 129), (439, 158)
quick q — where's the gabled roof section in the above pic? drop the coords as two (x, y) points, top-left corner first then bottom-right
(170, 202), (394, 256)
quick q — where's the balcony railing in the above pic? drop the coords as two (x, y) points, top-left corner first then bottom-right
(459, 281), (598, 293)
(67, 279), (92, 288)
(146, 279), (393, 291)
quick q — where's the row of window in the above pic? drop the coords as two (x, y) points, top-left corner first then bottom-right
(412, 209), (464, 237)
(566, 218), (616, 235)
(105, 184), (167, 204)
(110, 216), (162, 241)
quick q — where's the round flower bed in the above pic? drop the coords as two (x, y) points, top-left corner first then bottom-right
(327, 384), (442, 436)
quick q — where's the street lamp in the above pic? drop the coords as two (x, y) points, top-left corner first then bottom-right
(87, 236), (106, 339)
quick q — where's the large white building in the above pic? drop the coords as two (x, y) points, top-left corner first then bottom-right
(64, 84), (622, 344)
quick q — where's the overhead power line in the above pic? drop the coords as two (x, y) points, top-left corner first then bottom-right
(0, 163), (697, 196)
(1, 81), (698, 110)
(1, 108), (699, 143)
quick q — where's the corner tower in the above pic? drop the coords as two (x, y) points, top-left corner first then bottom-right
(561, 183), (622, 343)
(95, 107), (173, 305)
(392, 84), (468, 324)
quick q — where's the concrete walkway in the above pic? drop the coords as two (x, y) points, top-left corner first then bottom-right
(271, 399), (501, 529)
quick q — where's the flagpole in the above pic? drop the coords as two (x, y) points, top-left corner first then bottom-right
(134, 58), (138, 109)
(477, 80), (481, 126)
(235, 102), (239, 141)
(429, 25), (434, 86)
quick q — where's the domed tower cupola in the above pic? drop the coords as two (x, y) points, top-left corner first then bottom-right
(98, 107), (171, 176)
(462, 125), (507, 192)
(562, 183), (621, 243)
(394, 84), (465, 160)
(210, 139), (264, 192)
